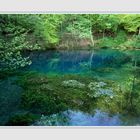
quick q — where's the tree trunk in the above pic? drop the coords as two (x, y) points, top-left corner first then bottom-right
(90, 25), (94, 46)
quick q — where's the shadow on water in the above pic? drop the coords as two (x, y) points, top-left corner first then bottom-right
(0, 48), (140, 126)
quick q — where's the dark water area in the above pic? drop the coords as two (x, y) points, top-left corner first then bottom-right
(0, 48), (140, 126)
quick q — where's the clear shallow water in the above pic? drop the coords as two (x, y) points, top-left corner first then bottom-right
(0, 49), (140, 126)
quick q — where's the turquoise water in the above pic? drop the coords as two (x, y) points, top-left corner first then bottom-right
(25, 49), (134, 82)
(25, 49), (131, 72)
(0, 49), (140, 126)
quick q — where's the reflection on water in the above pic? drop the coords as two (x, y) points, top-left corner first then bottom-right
(34, 109), (121, 126)
(64, 110), (121, 126)
(33, 109), (140, 126)
(26, 50), (130, 71)
(25, 49), (135, 82)
(25, 50), (92, 74)
(0, 49), (140, 126)
(26, 49), (131, 73)
(34, 109), (140, 126)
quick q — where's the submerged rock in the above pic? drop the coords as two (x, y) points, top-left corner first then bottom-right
(98, 82), (107, 87)
(95, 88), (114, 98)
(88, 82), (98, 91)
(87, 81), (114, 98)
(62, 80), (85, 88)
(88, 81), (107, 91)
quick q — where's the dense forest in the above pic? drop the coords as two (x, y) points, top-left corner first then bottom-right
(0, 14), (140, 126)
(0, 14), (140, 72)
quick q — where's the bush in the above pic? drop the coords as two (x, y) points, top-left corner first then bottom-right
(97, 31), (128, 49)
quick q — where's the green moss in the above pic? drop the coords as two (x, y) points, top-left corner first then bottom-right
(17, 72), (140, 117)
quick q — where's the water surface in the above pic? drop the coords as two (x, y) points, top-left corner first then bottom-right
(0, 49), (140, 126)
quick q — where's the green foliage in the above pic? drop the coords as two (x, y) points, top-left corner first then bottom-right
(0, 14), (140, 72)
(119, 34), (140, 50)
(0, 15), (40, 72)
(120, 14), (140, 33)
(92, 14), (120, 34)
(98, 37), (117, 48)
(65, 15), (92, 39)
(0, 14), (64, 72)
(97, 31), (128, 48)
(134, 35), (140, 49)
(0, 36), (32, 71)
(41, 14), (65, 44)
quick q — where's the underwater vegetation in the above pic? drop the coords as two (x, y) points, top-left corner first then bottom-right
(0, 48), (139, 126)
(6, 69), (136, 126)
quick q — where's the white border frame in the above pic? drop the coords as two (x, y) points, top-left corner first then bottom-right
(0, 0), (140, 12)
(0, 0), (140, 131)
